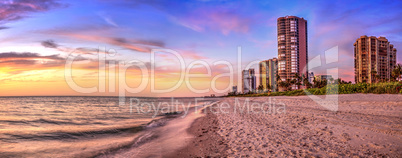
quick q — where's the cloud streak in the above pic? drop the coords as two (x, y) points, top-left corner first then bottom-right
(0, 52), (68, 76)
(0, 0), (66, 25)
(0, 26), (10, 30)
(41, 40), (59, 48)
(172, 9), (252, 35)
(43, 33), (207, 59)
(40, 39), (113, 55)
(0, 52), (64, 60)
(52, 33), (160, 53)
(102, 0), (255, 35)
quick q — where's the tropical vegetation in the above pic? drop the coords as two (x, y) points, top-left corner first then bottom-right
(227, 81), (402, 97)
(228, 64), (402, 97)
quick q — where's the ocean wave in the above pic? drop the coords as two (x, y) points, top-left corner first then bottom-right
(1, 125), (144, 142)
(0, 118), (89, 126)
(93, 119), (173, 158)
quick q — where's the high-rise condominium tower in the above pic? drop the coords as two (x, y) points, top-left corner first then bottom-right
(354, 36), (397, 83)
(277, 16), (308, 90)
(242, 69), (256, 93)
(259, 61), (268, 90)
(259, 58), (278, 92)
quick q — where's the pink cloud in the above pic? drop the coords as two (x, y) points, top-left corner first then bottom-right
(0, 0), (65, 24)
(178, 50), (208, 60)
(173, 9), (252, 35)
(50, 33), (208, 60)
(53, 33), (154, 53)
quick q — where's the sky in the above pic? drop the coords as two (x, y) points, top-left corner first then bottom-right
(0, 0), (401, 97)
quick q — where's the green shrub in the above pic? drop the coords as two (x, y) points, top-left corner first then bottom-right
(228, 82), (402, 97)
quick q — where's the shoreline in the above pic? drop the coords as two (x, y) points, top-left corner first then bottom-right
(166, 104), (228, 157)
(93, 100), (222, 157)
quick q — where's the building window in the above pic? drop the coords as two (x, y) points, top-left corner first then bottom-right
(279, 61), (286, 71)
(278, 35), (285, 41)
(290, 22), (297, 32)
(290, 36), (297, 42)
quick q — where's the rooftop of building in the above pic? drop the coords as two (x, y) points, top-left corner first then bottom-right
(358, 35), (389, 41)
(259, 58), (278, 63)
(277, 15), (305, 20)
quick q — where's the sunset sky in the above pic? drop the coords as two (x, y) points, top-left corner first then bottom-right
(0, 0), (401, 97)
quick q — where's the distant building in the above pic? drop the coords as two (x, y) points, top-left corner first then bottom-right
(277, 16), (308, 90)
(308, 72), (314, 83)
(314, 75), (333, 82)
(259, 58), (278, 92)
(354, 36), (397, 83)
(232, 86), (237, 94)
(242, 69), (256, 93)
(267, 58), (278, 92)
(259, 60), (268, 91)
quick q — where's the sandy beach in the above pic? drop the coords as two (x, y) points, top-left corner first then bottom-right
(170, 94), (402, 157)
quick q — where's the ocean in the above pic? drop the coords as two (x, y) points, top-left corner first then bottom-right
(0, 96), (219, 157)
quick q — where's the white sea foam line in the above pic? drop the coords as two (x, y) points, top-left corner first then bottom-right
(195, 100), (221, 114)
(131, 101), (221, 157)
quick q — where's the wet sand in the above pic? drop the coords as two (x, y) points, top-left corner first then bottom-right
(165, 108), (228, 157)
(96, 101), (221, 158)
(169, 94), (402, 157)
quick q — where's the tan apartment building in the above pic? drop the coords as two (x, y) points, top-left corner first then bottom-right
(354, 36), (397, 83)
(259, 58), (278, 92)
(259, 60), (268, 91)
(277, 16), (308, 90)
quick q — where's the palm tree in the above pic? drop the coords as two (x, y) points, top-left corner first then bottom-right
(372, 70), (381, 83)
(293, 73), (302, 89)
(392, 64), (402, 81)
(303, 77), (310, 88)
(372, 70), (378, 83)
(276, 74), (282, 91)
(285, 79), (292, 91)
(257, 85), (264, 93)
(278, 80), (287, 91)
(375, 75), (381, 83)
(329, 78), (334, 84)
(290, 78), (296, 89)
(313, 77), (318, 88)
(276, 74), (281, 83)
(266, 84), (271, 92)
(321, 80), (328, 88)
